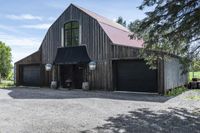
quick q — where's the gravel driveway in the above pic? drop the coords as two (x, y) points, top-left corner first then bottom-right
(0, 87), (199, 133)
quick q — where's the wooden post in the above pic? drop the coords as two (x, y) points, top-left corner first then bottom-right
(57, 65), (61, 87)
(52, 66), (55, 81)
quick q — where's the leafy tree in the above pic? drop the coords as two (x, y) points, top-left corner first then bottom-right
(191, 60), (200, 71)
(116, 16), (127, 27)
(129, 0), (200, 70)
(190, 59), (200, 78)
(0, 41), (12, 83)
(6, 69), (14, 81)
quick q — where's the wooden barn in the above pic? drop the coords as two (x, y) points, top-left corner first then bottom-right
(15, 4), (188, 94)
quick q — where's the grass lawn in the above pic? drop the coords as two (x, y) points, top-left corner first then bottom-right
(0, 80), (14, 88)
(186, 90), (200, 101)
(189, 71), (200, 81)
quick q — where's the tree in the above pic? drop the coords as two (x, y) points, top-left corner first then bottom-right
(129, 0), (200, 70)
(192, 60), (200, 72)
(0, 41), (12, 83)
(116, 16), (127, 27)
(190, 59), (200, 78)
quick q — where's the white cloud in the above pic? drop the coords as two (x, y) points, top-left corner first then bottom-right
(0, 32), (41, 47)
(0, 24), (18, 32)
(6, 14), (43, 21)
(0, 32), (41, 63)
(21, 23), (51, 30)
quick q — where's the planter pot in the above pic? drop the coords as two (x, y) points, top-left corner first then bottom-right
(51, 81), (57, 89)
(82, 82), (89, 90)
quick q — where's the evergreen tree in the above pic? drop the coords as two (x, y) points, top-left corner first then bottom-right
(116, 16), (127, 27)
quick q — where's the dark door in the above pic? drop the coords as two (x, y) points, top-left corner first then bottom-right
(23, 65), (40, 86)
(114, 60), (157, 92)
(60, 65), (73, 88)
(60, 65), (83, 89)
(73, 65), (84, 89)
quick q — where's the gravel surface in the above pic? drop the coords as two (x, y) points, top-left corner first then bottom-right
(0, 87), (199, 133)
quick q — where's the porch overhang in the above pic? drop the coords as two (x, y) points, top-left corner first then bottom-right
(54, 46), (91, 65)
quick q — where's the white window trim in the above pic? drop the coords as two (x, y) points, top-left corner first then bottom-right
(61, 27), (64, 47)
(79, 23), (82, 45)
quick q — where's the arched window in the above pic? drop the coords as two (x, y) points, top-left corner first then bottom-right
(64, 21), (79, 46)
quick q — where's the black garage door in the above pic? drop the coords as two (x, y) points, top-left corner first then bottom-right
(114, 60), (157, 92)
(23, 65), (40, 86)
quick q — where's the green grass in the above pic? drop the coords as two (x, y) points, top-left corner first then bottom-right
(0, 80), (14, 88)
(187, 95), (200, 101)
(189, 71), (200, 81)
(186, 89), (200, 101)
(165, 86), (187, 96)
(193, 89), (200, 92)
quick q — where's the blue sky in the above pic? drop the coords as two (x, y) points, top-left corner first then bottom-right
(0, 0), (146, 63)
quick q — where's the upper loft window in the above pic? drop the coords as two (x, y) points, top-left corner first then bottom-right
(64, 21), (79, 46)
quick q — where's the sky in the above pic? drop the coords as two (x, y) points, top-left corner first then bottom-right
(0, 0), (147, 64)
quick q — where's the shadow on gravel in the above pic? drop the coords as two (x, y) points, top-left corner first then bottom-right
(7, 88), (171, 102)
(82, 108), (200, 133)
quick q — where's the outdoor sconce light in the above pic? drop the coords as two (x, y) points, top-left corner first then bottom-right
(89, 61), (96, 71)
(45, 64), (52, 71)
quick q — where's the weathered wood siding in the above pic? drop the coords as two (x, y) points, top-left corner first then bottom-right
(15, 50), (41, 65)
(111, 44), (140, 59)
(40, 5), (112, 90)
(111, 44), (166, 93)
(157, 59), (165, 94)
(15, 50), (41, 86)
(16, 4), (184, 93)
(164, 57), (188, 91)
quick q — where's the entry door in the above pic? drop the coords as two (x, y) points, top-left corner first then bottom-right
(73, 65), (83, 89)
(60, 65), (73, 88)
(114, 60), (157, 92)
(60, 65), (83, 89)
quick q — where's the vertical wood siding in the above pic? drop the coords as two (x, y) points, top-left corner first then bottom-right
(111, 45), (166, 93)
(111, 45), (140, 59)
(15, 51), (41, 86)
(40, 5), (112, 90)
(16, 4), (173, 93)
(164, 57), (188, 91)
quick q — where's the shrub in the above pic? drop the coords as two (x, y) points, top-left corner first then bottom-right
(0, 80), (14, 88)
(6, 71), (14, 81)
(165, 86), (187, 96)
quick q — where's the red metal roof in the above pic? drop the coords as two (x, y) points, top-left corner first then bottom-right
(74, 4), (144, 48)
(99, 23), (143, 48)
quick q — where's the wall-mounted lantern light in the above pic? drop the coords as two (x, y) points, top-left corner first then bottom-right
(89, 61), (96, 71)
(45, 64), (52, 71)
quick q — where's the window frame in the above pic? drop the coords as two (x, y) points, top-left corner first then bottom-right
(64, 21), (80, 47)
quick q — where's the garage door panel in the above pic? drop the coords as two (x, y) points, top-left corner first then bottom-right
(23, 65), (40, 86)
(115, 60), (157, 92)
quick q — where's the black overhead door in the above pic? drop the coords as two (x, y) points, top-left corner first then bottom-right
(23, 65), (40, 86)
(114, 60), (157, 92)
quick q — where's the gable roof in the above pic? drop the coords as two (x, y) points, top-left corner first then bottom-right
(73, 4), (143, 48)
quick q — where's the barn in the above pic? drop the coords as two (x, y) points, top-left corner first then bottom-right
(15, 4), (188, 94)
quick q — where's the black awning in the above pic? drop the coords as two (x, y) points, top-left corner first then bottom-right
(54, 46), (91, 65)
